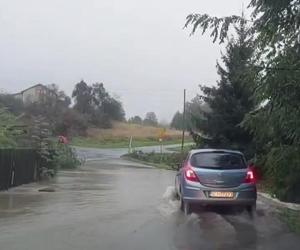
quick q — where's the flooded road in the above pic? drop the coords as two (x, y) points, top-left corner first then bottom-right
(0, 146), (299, 250)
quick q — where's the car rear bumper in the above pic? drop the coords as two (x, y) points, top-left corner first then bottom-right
(182, 184), (257, 206)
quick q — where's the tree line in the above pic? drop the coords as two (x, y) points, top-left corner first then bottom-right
(128, 112), (158, 127)
(0, 80), (128, 176)
(0, 79), (163, 148)
(0, 80), (126, 143)
(171, 1), (300, 202)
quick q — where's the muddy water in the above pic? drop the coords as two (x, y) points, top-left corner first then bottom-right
(0, 147), (299, 250)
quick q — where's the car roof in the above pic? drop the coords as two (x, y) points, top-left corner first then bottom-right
(189, 148), (244, 155)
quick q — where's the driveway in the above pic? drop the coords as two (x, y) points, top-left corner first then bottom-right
(0, 146), (299, 250)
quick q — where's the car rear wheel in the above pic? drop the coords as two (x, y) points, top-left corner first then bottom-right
(175, 190), (180, 200)
(179, 188), (191, 215)
(183, 201), (191, 215)
(246, 204), (256, 218)
(180, 195), (184, 211)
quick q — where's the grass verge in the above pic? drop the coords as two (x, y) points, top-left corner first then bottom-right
(278, 208), (300, 234)
(167, 144), (195, 152)
(121, 155), (174, 170)
(122, 151), (188, 170)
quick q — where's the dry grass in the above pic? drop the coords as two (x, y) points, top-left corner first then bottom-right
(72, 122), (192, 148)
(87, 122), (183, 141)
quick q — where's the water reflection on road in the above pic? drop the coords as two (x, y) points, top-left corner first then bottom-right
(0, 146), (299, 250)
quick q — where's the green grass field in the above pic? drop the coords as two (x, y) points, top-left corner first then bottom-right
(71, 136), (192, 149)
(71, 122), (193, 149)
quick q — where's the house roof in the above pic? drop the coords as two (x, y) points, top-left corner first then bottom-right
(15, 84), (45, 94)
(13, 84), (57, 96)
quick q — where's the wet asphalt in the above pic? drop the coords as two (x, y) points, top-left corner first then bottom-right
(0, 146), (299, 250)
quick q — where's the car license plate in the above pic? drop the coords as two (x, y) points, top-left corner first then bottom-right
(210, 191), (234, 198)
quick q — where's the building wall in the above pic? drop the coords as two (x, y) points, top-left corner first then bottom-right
(13, 85), (57, 104)
(23, 85), (56, 103)
(22, 86), (41, 103)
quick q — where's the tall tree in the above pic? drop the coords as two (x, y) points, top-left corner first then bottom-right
(103, 96), (125, 121)
(72, 81), (125, 128)
(47, 84), (71, 108)
(72, 80), (93, 114)
(128, 115), (142, 124)
(143, 112), (158, 127)
(25, 84), (72, 136)
(170, 111), (183, 130)
(185, 96), (208, 131)
(91, 83), (125, 125)
(185, 1), (300, 201)
(192, 20), (256, 156)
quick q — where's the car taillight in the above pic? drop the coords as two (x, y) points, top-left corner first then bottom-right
(244, 169), (255, 183)
(184, 167), (200, 182)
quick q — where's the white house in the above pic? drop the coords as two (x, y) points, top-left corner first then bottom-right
(13, 84), (57, 104)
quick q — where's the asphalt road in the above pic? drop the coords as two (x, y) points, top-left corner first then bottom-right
(0, 146), (299, 250)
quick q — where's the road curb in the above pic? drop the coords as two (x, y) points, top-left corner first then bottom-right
(258, 192), (300, 211)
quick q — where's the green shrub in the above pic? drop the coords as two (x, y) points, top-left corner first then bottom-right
(265, 146), (300, 203)
(54, 144), (81, 169)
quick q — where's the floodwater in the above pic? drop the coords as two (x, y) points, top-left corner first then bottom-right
(0, 146), (299, 250)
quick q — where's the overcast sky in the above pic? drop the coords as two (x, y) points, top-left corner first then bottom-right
(0, 0), (247, 122)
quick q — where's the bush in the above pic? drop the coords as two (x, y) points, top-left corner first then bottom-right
(0, 94), (24, 115)
(54, 144), (81, 169)
(265, 146), (300, 203)
(55, 109), (88, 136)
(38, 143), (81, 179)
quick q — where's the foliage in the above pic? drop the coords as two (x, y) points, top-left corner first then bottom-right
(55, 109), (88, 136)
(72, 81), (125, 128)
(28, 115), (57, 176)
(170, 111), (183, 130)
(0, 108), (18, 147)
(279, 208), (300, 233)
(28, 115), (81, 177)
(0, 107), (27, 147)
(184, 0), (300, 201)
(143, 112), (158, 126)
(191, 21), (256, 158)
(185, 1), (300, 55)
(47, 84), (71, 107)
(54, 144), (81, 169)
(128, 115), (143, 124)
(72, 80), (93, 114)
(263, 146), (300, 202)
(185, 96), (208, 131)
(170, 97), (208, 131)
(0, 94), (24, 115)
(103, 95), (125, 122)
(24, 84), (73, 136)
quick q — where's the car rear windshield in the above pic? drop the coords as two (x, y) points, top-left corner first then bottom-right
(190, 152), (246, 170)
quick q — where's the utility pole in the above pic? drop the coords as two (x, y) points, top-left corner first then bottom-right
(181, 89), (186, 152)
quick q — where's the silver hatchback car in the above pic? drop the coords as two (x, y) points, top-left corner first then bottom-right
(175, 149), (257, 215)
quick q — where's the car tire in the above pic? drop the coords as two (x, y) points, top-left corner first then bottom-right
(180, 195), (184, 211)
(183, 201), (191, 215)
(246, 204), (256, 218)
(175, 192), (180, 200)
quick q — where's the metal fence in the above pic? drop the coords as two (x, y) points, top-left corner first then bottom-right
(0, 149), (38, 190)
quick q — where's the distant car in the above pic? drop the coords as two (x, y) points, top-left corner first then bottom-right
(175, 149), (257, 215)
